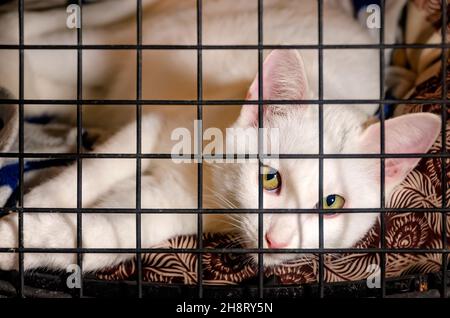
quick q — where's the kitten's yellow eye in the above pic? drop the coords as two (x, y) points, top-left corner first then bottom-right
(323, 194), (345, 209)
(262, 165), (281, 193)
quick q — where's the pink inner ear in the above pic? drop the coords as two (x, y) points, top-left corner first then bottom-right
(384, 157), (416, 182)
(359, 113), (441, 185)
(248, 49), (309, 101)
(239, 49), (310, 127)
(240, 79), (260, 127)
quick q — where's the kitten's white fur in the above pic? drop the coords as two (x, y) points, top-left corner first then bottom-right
(0, 0), (436, 271)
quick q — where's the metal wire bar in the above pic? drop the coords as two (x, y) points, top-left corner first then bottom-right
(0, 153), (448, 161)
(1, 207), (450, 214)
(0, 153), (447, 160)
(317, 0), (325, 299)
(76, 0), (84, 299)
(440, 0), (448, 299)
(0, 247), (448, 254)
(257, 0), (264, 299)
(379, 0), (387, 299)
(135, 0), (143, 298)
(1, 98), (448, 105)
(17, 0), (24, 299)
(1, 43), (449, 50)
(196, 0), (204, 299)
(1, 207), (449, 215)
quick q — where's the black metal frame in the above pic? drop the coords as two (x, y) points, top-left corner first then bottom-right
(0, 0), (447, 298)
(1, 269), (446, 298)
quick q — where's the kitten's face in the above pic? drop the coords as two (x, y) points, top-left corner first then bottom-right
(223, 107), (380, 266)
(217, 50), (441, 266)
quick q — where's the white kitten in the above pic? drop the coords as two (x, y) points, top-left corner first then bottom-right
(0, 0), (423, 272)
(0, 50), (439, 270)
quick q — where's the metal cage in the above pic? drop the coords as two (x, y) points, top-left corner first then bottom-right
(0, 0), (448, 299)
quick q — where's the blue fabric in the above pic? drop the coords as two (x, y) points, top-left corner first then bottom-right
(0, 159), (74, 208)
(0, 162), (21, 190)
(376, 104), (394, 120)
(0, 112), (97, 210)
(25, 115), (54, 125)
(376, 90), (396, 120)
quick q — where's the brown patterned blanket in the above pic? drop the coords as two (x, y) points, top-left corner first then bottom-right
(96, 1), (450, 286)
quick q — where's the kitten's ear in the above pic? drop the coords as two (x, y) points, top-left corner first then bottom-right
(238, 49), (310, 127)
(359, 113), (441, 191)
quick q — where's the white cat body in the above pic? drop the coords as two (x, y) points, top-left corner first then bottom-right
(0, 0), (387, 121)
(0, 0), (433, 272)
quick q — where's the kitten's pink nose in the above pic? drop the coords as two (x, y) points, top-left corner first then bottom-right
(265, 232), (290, 249)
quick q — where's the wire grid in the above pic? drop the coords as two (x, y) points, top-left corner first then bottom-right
(440, 0), (448, 299)
(379, 0), (387, 298)
(0, 0), (447, 299)
(76, 0), (84, 298)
